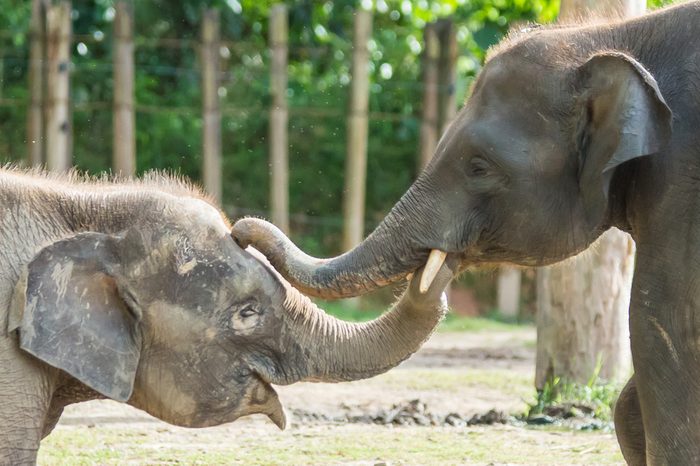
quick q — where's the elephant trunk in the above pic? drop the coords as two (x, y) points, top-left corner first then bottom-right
(233, 180), (460, 299)
(283, 263), (453, 383)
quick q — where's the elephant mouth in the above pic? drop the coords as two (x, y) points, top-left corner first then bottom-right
(222, 374), (287, 430)
(247, 375), (287, 429)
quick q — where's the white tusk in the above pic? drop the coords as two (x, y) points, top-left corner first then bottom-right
(406, 272), (414, 281)
(419, 249), (447, 293)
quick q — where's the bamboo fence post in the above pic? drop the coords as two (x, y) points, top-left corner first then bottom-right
(27, 0), (47, 167)
(418, 22), (440, 169)
(46, 1), (71, 172)
(113, 1), (135, 177)
(342, 9), (372, 252)
(201, 8), (222, 202)
(497, 266), (522, 318)
(437, 19), (457, 133)
(269, 5), (289, 232)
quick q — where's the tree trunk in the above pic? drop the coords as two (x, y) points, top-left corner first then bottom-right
(201, 9), (221, 202)
(436, 19), (457, 135)
(27, 0), (47, 168)
(342, 9), (372, 252)
(113, 1), (135, 177)
(536, 229), (635, 386)
(418, 22), (439, 170)
(268, 5), (289, 233)
(535, 0), (643, 389)
(498, 267), (521, 319)
(45, 1), (71, 172)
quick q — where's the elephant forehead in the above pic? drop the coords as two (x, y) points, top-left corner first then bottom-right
(172, 198), (231, 237)
(476, 50), (570, 120)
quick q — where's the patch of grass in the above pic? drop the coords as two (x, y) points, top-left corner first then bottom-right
(527, 363), (623, 422)
(439, 313), (526, 332)
(375, 368), (534, 399)
(320, 299), (529, 333)
(39, 428), (238, 465)
(40, 424), (624, 465)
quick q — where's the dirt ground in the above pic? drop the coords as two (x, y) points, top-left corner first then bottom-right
(39, 328), (625, 465)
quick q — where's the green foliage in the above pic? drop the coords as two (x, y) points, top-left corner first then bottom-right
(647, 0), (678, 8)
(527, 360), (622, 422)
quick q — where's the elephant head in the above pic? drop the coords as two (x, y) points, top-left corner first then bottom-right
(7, 197), (452, 429)
(232, 32), (672, 299)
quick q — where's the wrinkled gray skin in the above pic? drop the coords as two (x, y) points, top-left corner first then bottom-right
(233, 3), (700, 465)
(0, 171), (451, 465)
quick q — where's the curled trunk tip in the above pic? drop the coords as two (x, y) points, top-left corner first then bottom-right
(232, 217), (280, 250)
(231, 216), (421, 299)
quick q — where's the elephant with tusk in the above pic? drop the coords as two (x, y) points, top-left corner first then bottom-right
(233, 2), (700, 464)
(0, 169), (453, 464)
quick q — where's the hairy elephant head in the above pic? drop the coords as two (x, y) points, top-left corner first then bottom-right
(8, 199), (452, 429)
(232, 34), (672, 299)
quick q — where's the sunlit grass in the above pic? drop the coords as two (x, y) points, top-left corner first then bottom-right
(373, 368), (533, 399)
(40, 424), (624, 465)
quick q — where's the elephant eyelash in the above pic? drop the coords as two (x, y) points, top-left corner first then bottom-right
(239, 305), (259, 318)
(222, 299), (257, 321)
(469, 157), (491, 177)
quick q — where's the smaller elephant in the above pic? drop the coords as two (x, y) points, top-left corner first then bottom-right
(0, 170), (453, 464)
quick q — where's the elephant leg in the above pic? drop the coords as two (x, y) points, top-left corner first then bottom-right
(614, 376), (646, 466)
(631, 255), (700, 464)
(0, 336), (56, 465)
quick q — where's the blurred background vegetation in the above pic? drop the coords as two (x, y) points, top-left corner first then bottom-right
(0, 0), (676, 313)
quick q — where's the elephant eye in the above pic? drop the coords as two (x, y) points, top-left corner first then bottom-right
(228, 301), (263, 333)
(469, 157), (490, 177)
(239, 305), (259, 318)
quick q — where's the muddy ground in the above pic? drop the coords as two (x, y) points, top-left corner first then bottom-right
(39, 328), (625, 465)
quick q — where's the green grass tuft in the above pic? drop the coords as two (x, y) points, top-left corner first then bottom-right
(527, 360), (623, 422)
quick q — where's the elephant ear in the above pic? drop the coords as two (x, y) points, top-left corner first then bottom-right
(575, 51), (672, 226)
(11, 232), (142, 402)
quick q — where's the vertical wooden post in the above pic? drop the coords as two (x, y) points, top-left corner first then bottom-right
(27, 0), (47, 167)
(269, 5), (289, 232)
(46, 1), (71, 172)
(437, 19), (457, 134)
(201, 9), (222, 202)
(113, 1), (135, 177)
(418, 22), (440, 169)
(497, 267), (522, 318)
(342, 9), (372, 252)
